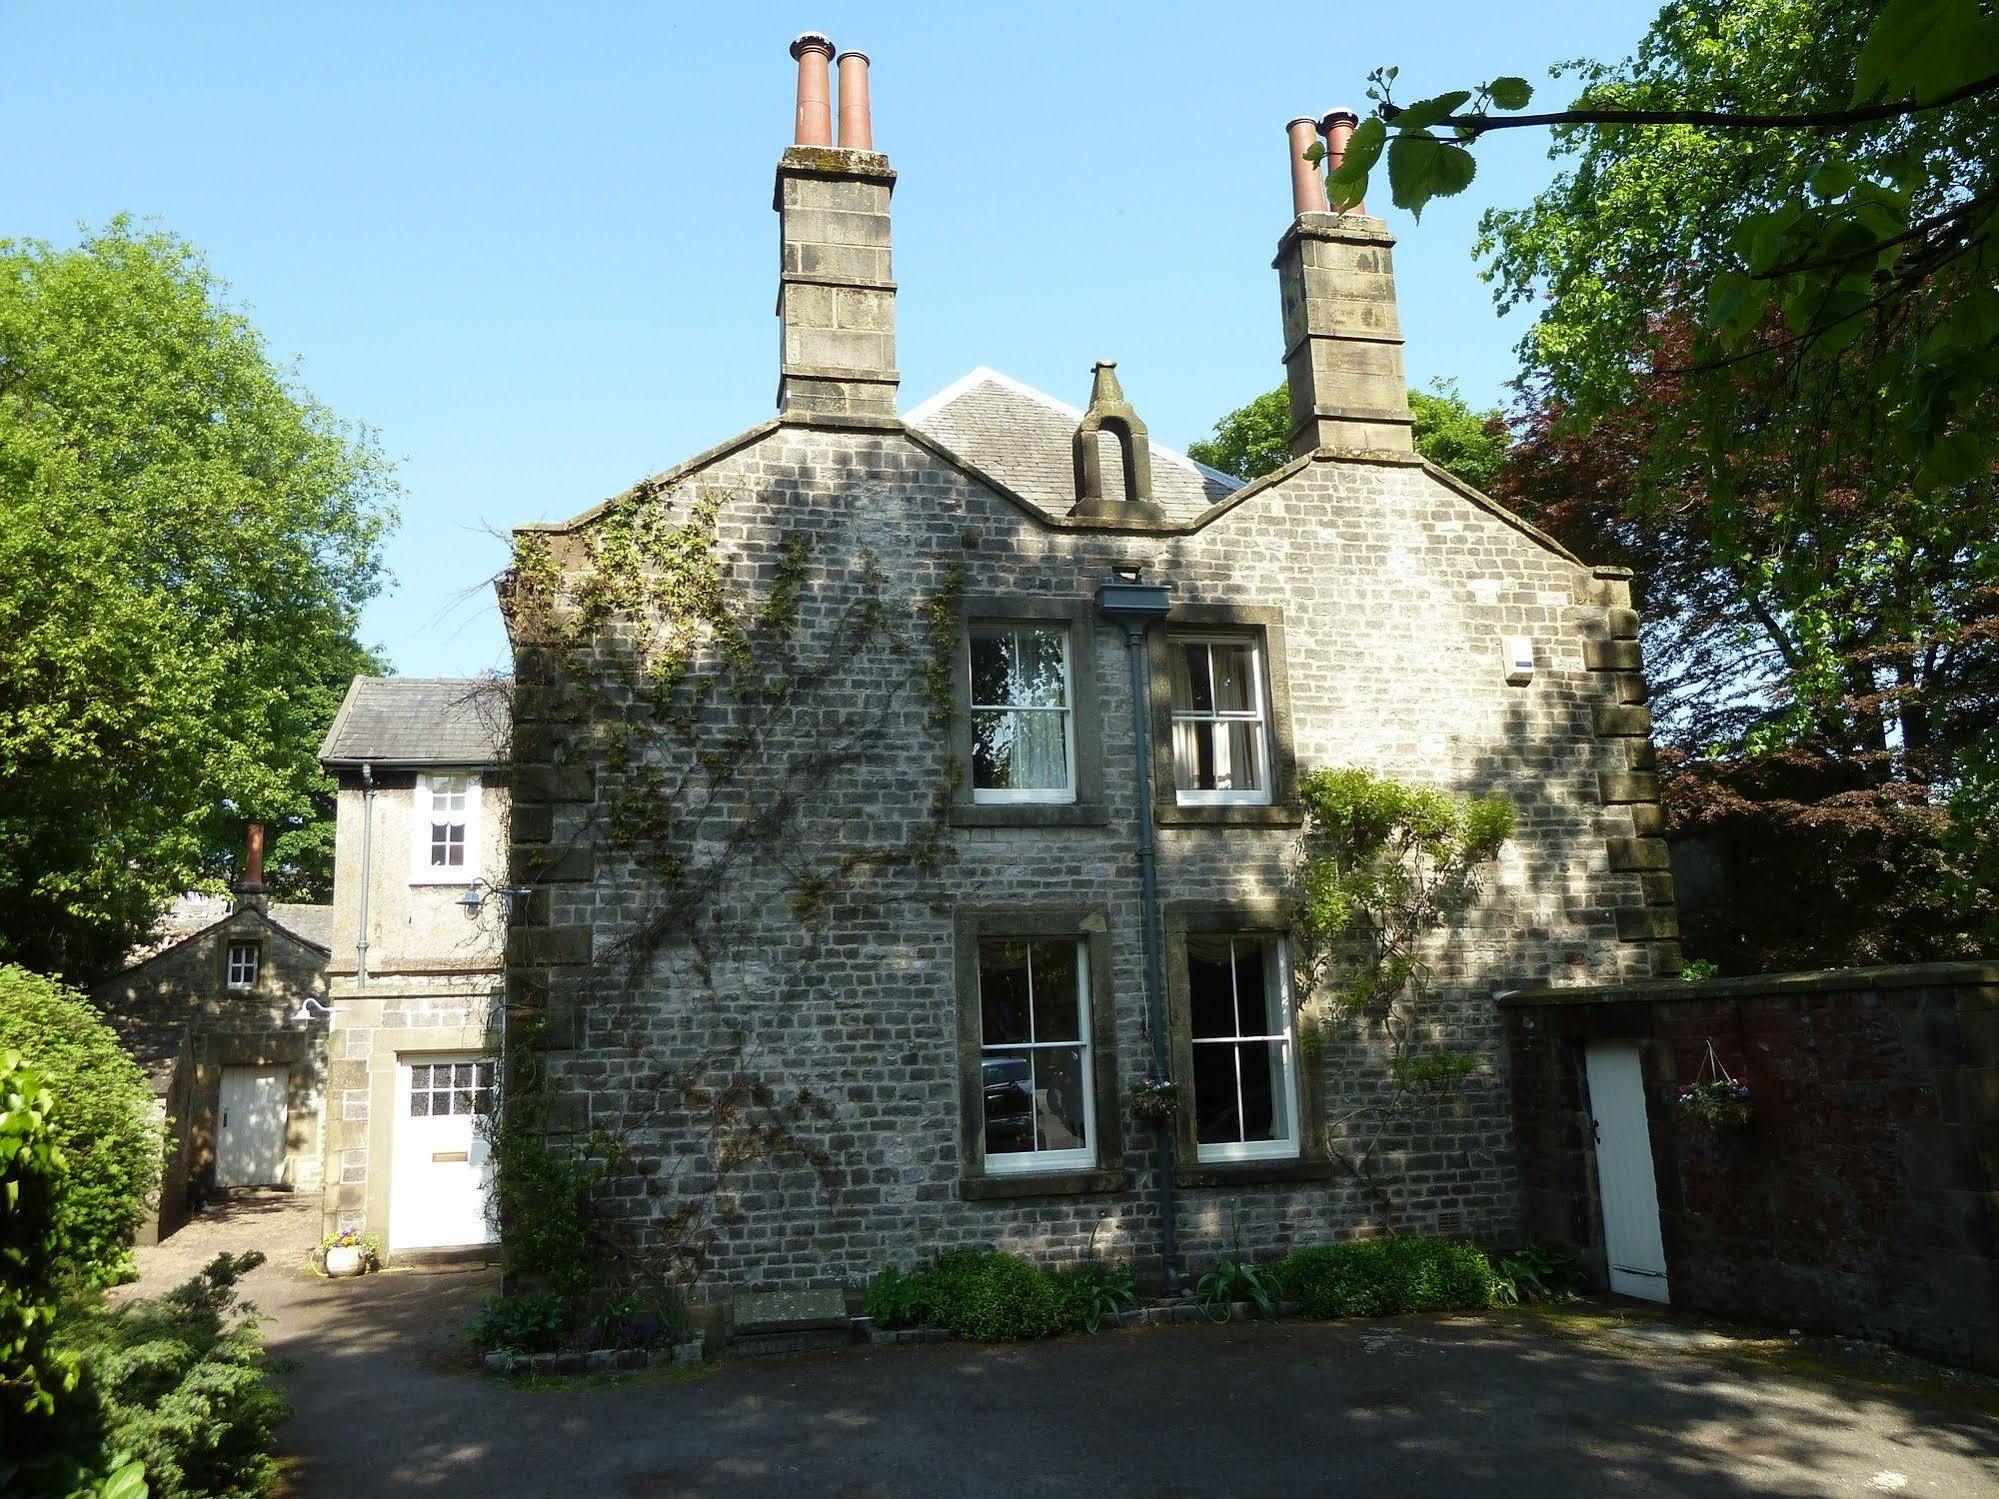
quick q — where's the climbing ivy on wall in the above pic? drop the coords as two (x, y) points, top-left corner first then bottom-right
(1289, 767), (1516, 1213)
(497, 484), (968, 1302)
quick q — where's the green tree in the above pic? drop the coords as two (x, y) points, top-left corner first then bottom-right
(0, 221), (395, 975)
(1319, 0), (1996, 952)
(0, 968), (162, 1288)
(1187, 381), (1507, 487)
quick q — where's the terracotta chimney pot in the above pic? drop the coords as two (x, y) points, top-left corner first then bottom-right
(1286, 117), (1328, 217)
(1320, 109), (1364, 213)
(790, 32), (835, 146)
(244, 821), (266, 888)
(837, 50), (873, 150)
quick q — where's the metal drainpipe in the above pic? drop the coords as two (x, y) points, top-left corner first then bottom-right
(356, 762), (375, 985)
(1095, 571), (1180, 1296)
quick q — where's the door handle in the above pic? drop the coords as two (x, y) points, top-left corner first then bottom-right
(222, 1110), (229, 1128)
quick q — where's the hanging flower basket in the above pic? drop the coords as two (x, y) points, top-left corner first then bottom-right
(1676, 1040), (1751, 1129)
(1129, 1075), (1182, 1124)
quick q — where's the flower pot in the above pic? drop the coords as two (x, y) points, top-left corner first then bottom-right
(325, 1244), (368, 1277)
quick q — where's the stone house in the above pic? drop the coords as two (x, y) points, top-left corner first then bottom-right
(498, 39), (1677, 1306)
(313, 675), (511, 1254)
(92, 828), (335, 1240)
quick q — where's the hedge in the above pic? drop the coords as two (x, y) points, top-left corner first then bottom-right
(1269, 1236), (1498, 1319)
(0, 965), (163, 1285)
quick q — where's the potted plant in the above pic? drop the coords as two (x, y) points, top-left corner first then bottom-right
(1676, 1040), (1751, 1129)
(1129, 1074), (1182, 1125)
(321, 1229), (382, 1277)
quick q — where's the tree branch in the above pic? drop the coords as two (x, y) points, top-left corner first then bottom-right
(1428, 71), (1999, 136)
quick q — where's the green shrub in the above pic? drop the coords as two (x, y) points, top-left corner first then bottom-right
(1048, 1260), (1138, 1333)
(0, 966), (163, 1286)
(1, 1050), (97, 1498)
(1488, 1243), (1589, 1306)
(865, 1250), (1067, 1342)
(1271, 1237), (1496, 1320)
(46, 1252), (289, 1499)
(468, 1290), (573, 1355)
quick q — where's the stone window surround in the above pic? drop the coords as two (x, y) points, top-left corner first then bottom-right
(1146, 605), (1301, 828)
(948, 597), (1107, 828)
(1164, 899), (1331, 1189)
(224, 937), (262, 993)
(952, 904), (1129, 1200)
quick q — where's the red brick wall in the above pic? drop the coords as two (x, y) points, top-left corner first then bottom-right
(1504, 964), (1999, 1372)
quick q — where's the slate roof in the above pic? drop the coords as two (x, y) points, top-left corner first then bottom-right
(319, 677), (510, 768)
(905, 368), (1242, 526)
(269, 903), (335, 952)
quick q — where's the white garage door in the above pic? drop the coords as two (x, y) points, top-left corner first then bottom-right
(390, 1055), (499, 1251)
(217, 1064), (290, 1187)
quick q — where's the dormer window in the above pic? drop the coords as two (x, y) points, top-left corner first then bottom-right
(414, 772), (481, 883)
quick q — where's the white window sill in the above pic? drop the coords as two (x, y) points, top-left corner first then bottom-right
(982, 1152), (1096, 1176)
(1195, 1142), (1300, 1166)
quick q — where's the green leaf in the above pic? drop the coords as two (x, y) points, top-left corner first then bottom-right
(1389, 90), (1473, 132)
(1809, 160), (1856, 200)
(100, 1460), (150, 1499)
(1386, 134), (1477, 218)
(1853, 0), (1999, 102)
(1485, 76), (1533, 110)
(1327, 116), (1387, 210)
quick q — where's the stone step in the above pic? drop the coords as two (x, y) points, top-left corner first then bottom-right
(726, 1326), (854, 1358)
(731, 1288), (849, 1335)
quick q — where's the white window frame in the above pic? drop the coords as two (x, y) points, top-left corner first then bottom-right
(1190, 934), (1301, 1164)
(967, 625), (1077, 806)
(225, 940), (260, 992)
(977, 937), (1098, 1175)
(412, 771), (481, 885)
(1168, 634), (1273, 806)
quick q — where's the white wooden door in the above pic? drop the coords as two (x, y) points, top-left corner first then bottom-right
(1584, 1041), (1671, 1302)
(390, 1056), (499, 1250)
(216, 1065), (289, 1187)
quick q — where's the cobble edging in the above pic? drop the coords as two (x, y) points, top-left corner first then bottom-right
(481, 1333), (706, 1377)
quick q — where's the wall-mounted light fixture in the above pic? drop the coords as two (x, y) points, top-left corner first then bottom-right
(291, 996), (336, 1034)
(455, 878), (533, 925)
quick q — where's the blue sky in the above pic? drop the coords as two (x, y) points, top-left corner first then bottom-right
(6, 1), (1659, 679)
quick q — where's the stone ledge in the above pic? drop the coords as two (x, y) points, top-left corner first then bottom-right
(1178, 1160), (1339, 1189)
(1497, 959), (1999, 1007)
(958, 1168), (1132, 1200)
(1155, 803), (1306, 830)
(948, 801), (1110, 830)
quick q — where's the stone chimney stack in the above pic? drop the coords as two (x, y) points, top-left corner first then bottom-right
(775, 35), (898, 418)
(1271, 111), (1413, 456)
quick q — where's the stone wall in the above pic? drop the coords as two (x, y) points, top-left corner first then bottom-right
(93, 907), (331, 1199)
(321, 775), (508, 1245)
(506, 416), (1671, 1301)
(1503, 962), (1999, 1372)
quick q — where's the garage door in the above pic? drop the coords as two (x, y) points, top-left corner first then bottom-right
(390, 1056), (499, 1251)
(217, 1064), (290, 1187)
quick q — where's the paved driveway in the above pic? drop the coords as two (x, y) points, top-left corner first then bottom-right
(134, 1197), (1999, 1497)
